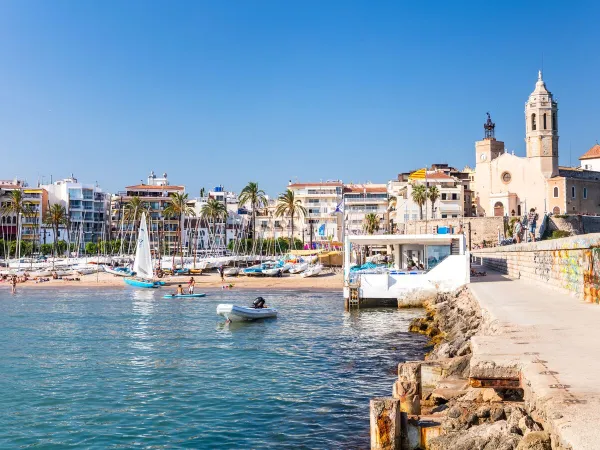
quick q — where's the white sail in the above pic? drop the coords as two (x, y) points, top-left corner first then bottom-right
(133, 212), (153, 280)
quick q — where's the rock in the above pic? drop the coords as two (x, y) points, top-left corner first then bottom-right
(518, 416), (542, 434)
(482, 388), (503, 403)
(466, 412), (479, 426)
(516, 431), (551, 450)
(447, 405), (462, 419)
(490, 406), (506, 422)
(430, 420), (520, 450)
(477, 405), (491, 419)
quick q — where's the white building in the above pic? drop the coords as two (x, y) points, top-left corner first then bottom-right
(42, 176), (110, 249)
(388, 169), (464, 230)
(343, 184), (389, 235)
(287, 181), (344, 243)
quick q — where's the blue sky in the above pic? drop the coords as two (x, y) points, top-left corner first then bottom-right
(1, 1), (599, 197)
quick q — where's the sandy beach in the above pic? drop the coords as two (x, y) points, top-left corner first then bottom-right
(0, 270), (344, 291)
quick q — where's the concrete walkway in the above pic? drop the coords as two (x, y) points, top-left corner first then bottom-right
(469, 270), (600, 450)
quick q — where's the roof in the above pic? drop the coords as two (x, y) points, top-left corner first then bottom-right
(343, 184), (387, 193)
(579, 144), (600, 161)
(409, 169), (455, 181)
(288, 181), (343, 188)
(0, 184), (22, 189)
(125, 184), (184, 191)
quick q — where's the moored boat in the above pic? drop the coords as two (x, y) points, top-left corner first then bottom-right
(216, 304), (278, 322)
(103, 265), (134, 277)
(163, 293), (206, 298)
(124, 212), (161, 289)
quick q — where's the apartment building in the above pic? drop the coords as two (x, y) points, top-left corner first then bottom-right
(343, 184), (389, 235)
(388, 169), (464, 228)
(0, 179), (48, 245)
(286, 181), (344, 242)
(111, 171), (184, 253)
(43, 176), (110, 249)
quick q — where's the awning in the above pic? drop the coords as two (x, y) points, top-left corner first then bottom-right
(290, 249), (325, 256)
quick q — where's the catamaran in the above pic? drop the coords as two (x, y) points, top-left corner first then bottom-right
(124, 212), (163, 289)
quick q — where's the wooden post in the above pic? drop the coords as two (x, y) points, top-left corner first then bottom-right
(370, 397), (401, 450)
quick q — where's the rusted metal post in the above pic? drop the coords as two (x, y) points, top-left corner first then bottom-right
(370, 397), (401, 450)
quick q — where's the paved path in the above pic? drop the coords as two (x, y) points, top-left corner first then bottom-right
(469, 270), (600, 449)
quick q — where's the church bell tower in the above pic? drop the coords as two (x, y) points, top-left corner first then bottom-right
(525, 71), (558, 178)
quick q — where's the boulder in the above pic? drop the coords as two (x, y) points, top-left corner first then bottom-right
(516, 431), (551, 450)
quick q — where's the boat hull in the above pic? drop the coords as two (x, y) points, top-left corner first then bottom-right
(216, 304), (277, 322)
(124, 278), (160, 288)
(103, 266), (134, 277)
(163, 293), (206, 298)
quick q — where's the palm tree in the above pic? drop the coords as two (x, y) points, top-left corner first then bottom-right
(164, 192), (196, 268)
(275, 189), (306, 250)
(201, 198), (228, 255)
(124, 196), (148, 253)
(1, 190), (34, 259)
(427, 186), (440, 219)
(238, 182), (267, 241)
(363, 213), (380, 235)
(411, 184), (427, 220)
(43, 203), (68, 267)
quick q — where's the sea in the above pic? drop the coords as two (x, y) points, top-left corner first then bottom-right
(0, 288), (426, 449)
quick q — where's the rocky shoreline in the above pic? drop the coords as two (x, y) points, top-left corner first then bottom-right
(392, 287), (555, 450)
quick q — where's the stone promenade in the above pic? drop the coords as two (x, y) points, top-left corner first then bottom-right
(469, 270), (600, 449)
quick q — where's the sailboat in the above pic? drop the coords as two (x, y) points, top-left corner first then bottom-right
(124, 212), (163, 288)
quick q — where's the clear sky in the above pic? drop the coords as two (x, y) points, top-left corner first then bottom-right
(1, 1), (599, 197)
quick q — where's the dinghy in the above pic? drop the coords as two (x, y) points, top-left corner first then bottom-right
(124, 212), (161, 289)
(289, 262), (308, 274)
(216, 304), (277, 322)
(301, 264), (324, 278)
(224, 267), (239, 276)
(163, 293), (206, 299)
(104, 265), (134, 277)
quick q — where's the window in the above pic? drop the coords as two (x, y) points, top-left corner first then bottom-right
(543, 113), (547, 130)
(571, 186), (576, 198)
(584, 188), (588, 199)
(553, 187), (559, 198)
(501, 172), (512, 183)
(441, 214), (447, 219)
(553, 206), (560, 215)
(531, 113), (536, 131)
(552, 113), (557, 131)
(451, 193), (458, 200)
(441, 193), (447, 200)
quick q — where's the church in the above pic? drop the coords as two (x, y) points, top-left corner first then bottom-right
(475, 71), (600, 217)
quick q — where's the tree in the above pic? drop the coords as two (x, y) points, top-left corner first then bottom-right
(163, 192), (196, 268)
(43, 203), (68, 265)
(363, 213), (380, 235)
(238, 182), (267, 241)
(201, 198), (228, 253)
(85, 242), (98, 255)
(1, 189), (34, 258)
(427, 186), (440, 219)
(275, 189), (307, 250)
(40, 243), (53, 255)
(411, 183), (427, 220)
(124, 196), (147, 252)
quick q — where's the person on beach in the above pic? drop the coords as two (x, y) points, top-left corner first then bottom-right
(528, 208), (538, 242)
(219, 266), (224, 282)
(188, 277), (195, 294)
(11, 275), (17, 294)
(176, 284), (183, 295)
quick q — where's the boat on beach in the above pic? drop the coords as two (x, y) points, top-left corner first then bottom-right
(289, 262), (308, 274)
(301, 264), (324, 278)
(216, 304), (278, 322)
(103, 265), (134, 277)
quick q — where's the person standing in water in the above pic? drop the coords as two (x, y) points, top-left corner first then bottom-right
(11, 275), (17, 294)
(188, 277), (195, 294)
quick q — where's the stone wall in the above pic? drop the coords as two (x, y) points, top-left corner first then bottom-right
(472, 234), (600, 303)
(547, 215), (600, 235)
(398, 217), (505, 249)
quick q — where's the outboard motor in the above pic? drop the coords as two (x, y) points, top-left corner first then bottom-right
(253, 297), (265, 309)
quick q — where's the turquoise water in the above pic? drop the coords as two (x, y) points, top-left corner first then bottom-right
(0, 288), (426, 449)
